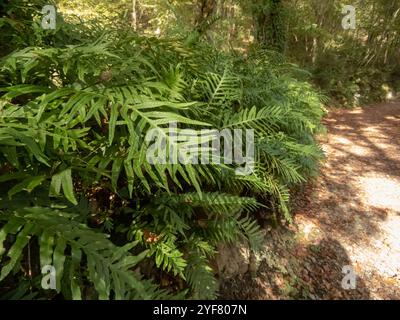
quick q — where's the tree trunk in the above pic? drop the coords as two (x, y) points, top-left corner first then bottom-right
(195, 0), (217, 35)
(131, 0), (137, 31)
(252, 0), (286, 52)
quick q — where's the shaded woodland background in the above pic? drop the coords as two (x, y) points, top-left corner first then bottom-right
(55, 0), (400, 105)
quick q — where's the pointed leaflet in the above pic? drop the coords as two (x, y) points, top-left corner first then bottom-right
(39, 231), (55, 268)
(109, 104), (119, 145)
(111, 158), (123, 191)
(0, 219), (23, 256)
(8, 175), (46, 198)
(0, 224), (35, 281)
(60, 168), (77, 205)
(50, 168), (77, 205)
(53, 237), (67, 293)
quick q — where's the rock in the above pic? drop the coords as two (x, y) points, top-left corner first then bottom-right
(213, 242), (251, 280)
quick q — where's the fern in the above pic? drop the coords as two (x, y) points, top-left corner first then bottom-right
(0, 4), (325, 300)
(155, 192), (260, 215)
(185, 254), (218, 300)
(0, 207), (167, 300)
(151, 238), (187, 278)
(236, 214), (264, 251)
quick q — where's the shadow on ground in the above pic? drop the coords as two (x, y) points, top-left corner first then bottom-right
(220, 232), (371, 299)
(220, 100), (400, 300)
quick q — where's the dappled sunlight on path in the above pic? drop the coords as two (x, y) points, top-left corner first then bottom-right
(293, 99), (400, 299)
(220, 100), (400, 300)
(360, 176), (400, 212)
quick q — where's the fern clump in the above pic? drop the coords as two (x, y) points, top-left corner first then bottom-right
(0, 2), (324, 300)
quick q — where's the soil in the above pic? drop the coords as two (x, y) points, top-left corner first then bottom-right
(220, 99), (400, 300)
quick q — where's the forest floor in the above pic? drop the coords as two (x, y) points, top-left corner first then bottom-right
(221, 99), (400, 300)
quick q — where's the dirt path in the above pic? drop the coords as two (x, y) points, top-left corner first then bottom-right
(221, 100), (400, 300)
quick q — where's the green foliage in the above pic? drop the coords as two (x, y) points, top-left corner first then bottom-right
(0, 207), (170, 300)
(282, 0), (400, 106)
(0, 2), (325, 300)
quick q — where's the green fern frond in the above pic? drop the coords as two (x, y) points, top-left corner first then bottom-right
(156, 192), (260, 215)
(185, 254), (218, 300)
(197, 70), (242, 108)
(0, 207), (167, 300)
(236, 214), (264, 251)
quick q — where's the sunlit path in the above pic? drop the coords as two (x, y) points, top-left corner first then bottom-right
(221, 100), (400, 299)
(293, 100), (400, 299)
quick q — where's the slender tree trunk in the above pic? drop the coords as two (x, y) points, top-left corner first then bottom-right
(312, 37), (317, 65)
(131, 0), (137, 31)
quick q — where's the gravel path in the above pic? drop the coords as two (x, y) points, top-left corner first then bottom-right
(221, 100), (400, 300)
